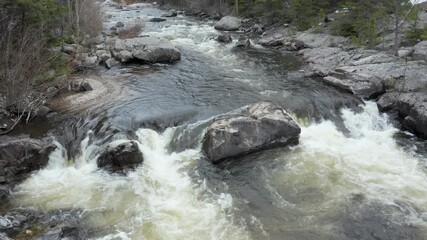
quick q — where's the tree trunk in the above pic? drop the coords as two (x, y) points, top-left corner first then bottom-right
(394, 8), (400, 56)
(75, 0), (80, 38)
(235, 0), (239, 15)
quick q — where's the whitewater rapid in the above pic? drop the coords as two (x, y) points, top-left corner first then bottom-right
(11, 102), (427, 239)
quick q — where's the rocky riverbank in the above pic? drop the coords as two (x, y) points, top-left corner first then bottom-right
(205, 12), (427, 138)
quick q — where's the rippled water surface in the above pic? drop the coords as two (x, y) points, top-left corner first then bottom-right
(5, 1), (427, 240)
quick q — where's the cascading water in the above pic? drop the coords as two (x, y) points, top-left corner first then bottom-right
(3, 1), (427, 239)
(11, 102), (427, 239)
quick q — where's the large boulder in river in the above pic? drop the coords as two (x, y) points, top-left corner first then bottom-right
(214, 16), (242, 31)
(202, 102), (301, 164)
(111, 36), (181, 63)
(97, 141), (143, 172)
(378, 92), (427, 138)
(0, 136), (56, 184)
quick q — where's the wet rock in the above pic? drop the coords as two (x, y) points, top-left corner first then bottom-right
(97, 141), (143, 171)
(322, 70), (385, 99)
(235, 36), (250, 48)
(214, 16), (242, 31)
(111, 36), (181, 63)
(105, 58), (119, 69)
(378, 92), (427, 138)
(413, 41), (427, 61)
(70, 80), (93, 93)
(216, 34), (232, 43)
(0, 136), (56, 184)
(149, 17), (166, 22)
(202, 102), (301, 164)
(115, 22), (124, 28)
(162, 11), (177, 17)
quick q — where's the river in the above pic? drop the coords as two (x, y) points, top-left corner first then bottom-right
(4, 1), (427, 239)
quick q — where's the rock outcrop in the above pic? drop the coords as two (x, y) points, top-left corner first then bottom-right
(378, 92), (427, 138)
(214, 16), (242, 31)
(0, 136), (56, 184)
(202, 102), (301, 164)
(111, 36), (181, 63)
(97, 141), (143, 172)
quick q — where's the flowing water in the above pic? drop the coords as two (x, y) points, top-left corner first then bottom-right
(3, 1), (427, 240)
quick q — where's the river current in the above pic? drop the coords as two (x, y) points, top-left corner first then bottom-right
(5, 1), (427, 240)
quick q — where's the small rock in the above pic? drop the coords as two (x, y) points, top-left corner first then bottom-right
(105, 58), (119, 69)
(235, 36), (250, 48)
(216, 34), (232, 43)
(70, 80), (93, 92)
(115, 22), (124, 28)
(162, 11), (177, 17)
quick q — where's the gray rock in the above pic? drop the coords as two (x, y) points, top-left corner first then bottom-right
(96, 50), (111, 63)
(296, 32), (348, 48)
(97, 141), (143, 172)
(214, 16), (242, 31)
(105, 58), (119, 69)
(111, 36), (181, 63)
(61, 44), (79, 55)
(81, 55), (98, 68)
(202, 102), (301, 164)
(378, 92), (427, 137)
(323, 70), (385, 99)
(398, 48), (414, 58)
(235, 37), (250, 48)
(70, 80), (93, 92)
(216, 34), (232, 43)
(36, 106), (52, 117)
(258, 36), (284, 47)
(283, 39), (305, 51)
(149, 18), (166, 22)
(413, 41), (427, 61)
(0, 136), (56, 184)
(162, 11), (177, 17)
(115, 22), (124, 28)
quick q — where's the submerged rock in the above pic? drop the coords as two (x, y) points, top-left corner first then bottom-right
(0, 136), (56, 184)
(214, 16), (242, 31)
(202, 102), (301, 164)
(97, 141), (143, 172)
(111, 36), (181, 63)
(378, 92), (427, 138)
